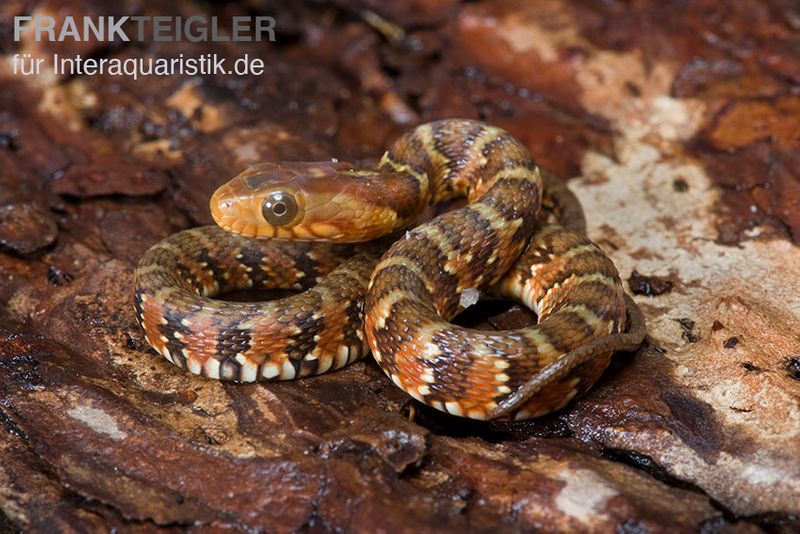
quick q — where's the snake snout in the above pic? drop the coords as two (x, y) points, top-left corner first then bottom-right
(210, 163), (309, 238)
(210, 180), (259, 237)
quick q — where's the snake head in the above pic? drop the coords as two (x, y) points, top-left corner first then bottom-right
(210, 162), (410, 242)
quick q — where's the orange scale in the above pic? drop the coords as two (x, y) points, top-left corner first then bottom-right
(457, 355), (509, 412)
(313, 325), (346, 359)
(226, 264), (255, 290)
(391, 345), (432, 395)
(141, 299), (168, 353)
(246, 329), (288, 362)
(519, 376), (580, 418)
(259, 262), (301, 289)
(180, 258), (215, 291)
(534, 258), (570, 288)
(182, 330), (218, 364)
(536, 274), (582, 317)
(239, 347), (268, 366)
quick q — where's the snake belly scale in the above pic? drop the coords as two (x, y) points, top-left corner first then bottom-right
(134, 119), (645, 420)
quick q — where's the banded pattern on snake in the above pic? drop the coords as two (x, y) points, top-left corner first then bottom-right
(134, 119), (645, 420)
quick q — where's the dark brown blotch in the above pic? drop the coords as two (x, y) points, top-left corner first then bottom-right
(628, 270), (673, 297)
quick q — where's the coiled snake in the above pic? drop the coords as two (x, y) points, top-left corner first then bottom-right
(134, 120), (645, 420)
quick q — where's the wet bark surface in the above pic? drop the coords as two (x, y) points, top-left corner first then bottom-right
(1, 0), (799, 532)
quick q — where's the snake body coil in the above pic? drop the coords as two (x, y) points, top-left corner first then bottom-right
(134, 119), (645, 420)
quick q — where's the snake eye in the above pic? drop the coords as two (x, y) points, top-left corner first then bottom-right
(262, 190), (298, 227)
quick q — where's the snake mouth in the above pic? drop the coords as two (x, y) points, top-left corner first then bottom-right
(211, 182), (342, 240)
(210, 180), (261, 236)
(211, 194), (302, 239)
(211, 163), (372, 241)
(210, 164), (308, 238)
(210, 161), (410, 242)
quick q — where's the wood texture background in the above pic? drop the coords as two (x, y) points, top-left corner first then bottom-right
(1, 0), (799, 531)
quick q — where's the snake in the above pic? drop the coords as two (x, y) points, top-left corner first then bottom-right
(134, 119), (646, 420)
